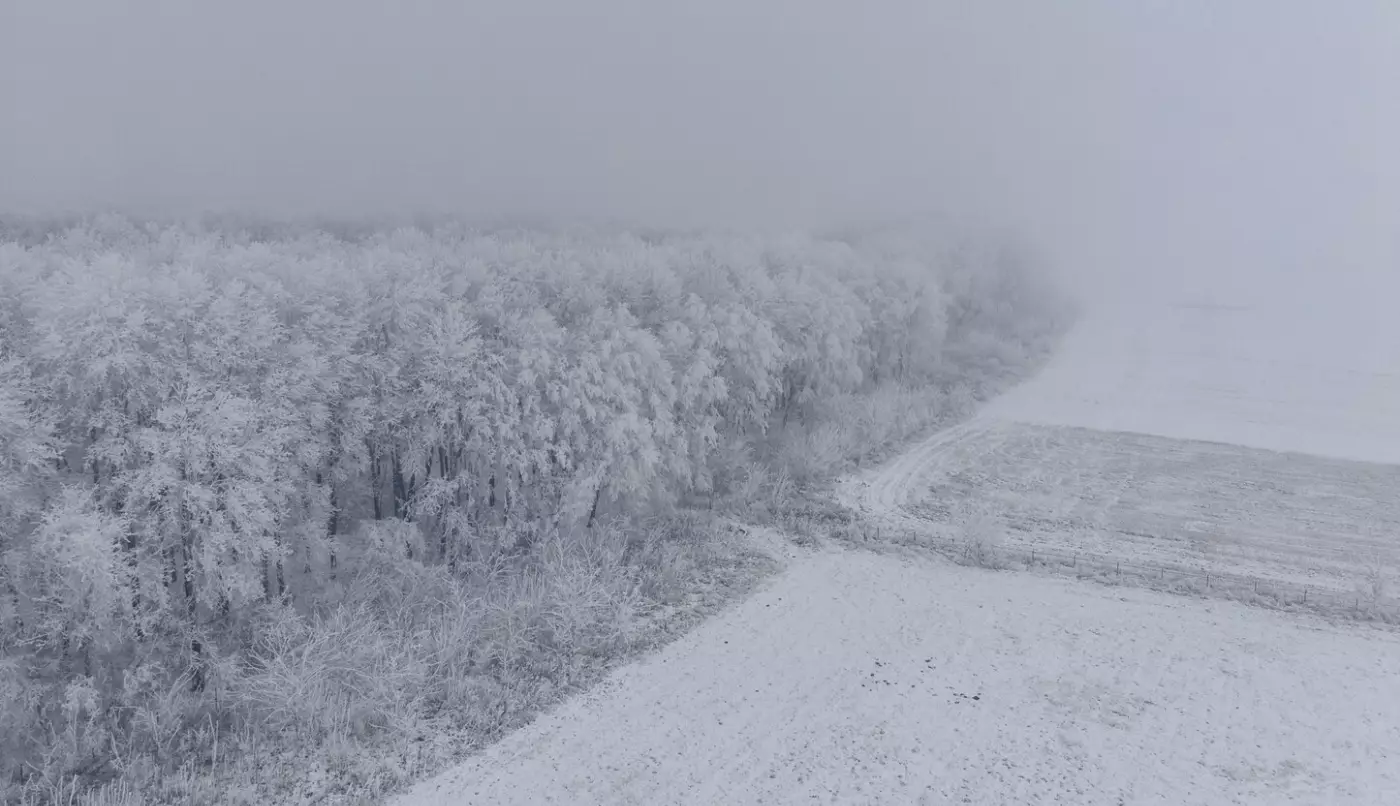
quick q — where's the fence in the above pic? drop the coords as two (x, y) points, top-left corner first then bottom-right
(850, 520), (1400, 624)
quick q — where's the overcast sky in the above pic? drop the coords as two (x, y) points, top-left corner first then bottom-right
(2, 1), (1396, 303)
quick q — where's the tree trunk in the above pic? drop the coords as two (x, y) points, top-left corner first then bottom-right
(326, 476), (338, 579)
(369, 440), (383, 520)
(183, 538), (204, 691)
(392, 451), (407, 520)
(586, 484), (604, 529)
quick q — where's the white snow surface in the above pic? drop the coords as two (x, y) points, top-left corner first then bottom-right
(840, 418), (1400, 600)
(397, 299), (1400, 805)
(397, 550), (1400, 806)
(985, 299), (1400, 464)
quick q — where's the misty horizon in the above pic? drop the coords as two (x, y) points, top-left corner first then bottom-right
(4, 0), (1398, 304)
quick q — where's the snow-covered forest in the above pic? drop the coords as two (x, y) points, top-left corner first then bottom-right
(0, 217), (1065, 803)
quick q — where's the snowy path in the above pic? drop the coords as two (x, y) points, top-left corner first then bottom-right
(396, 549), (1400, 805)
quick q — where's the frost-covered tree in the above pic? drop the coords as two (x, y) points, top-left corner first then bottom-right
(0, 216), (1067, 795)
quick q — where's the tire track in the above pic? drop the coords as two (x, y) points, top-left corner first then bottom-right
(838, 416), (1002, 534)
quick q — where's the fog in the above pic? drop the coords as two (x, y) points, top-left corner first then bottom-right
(2, 0), (1396, 305)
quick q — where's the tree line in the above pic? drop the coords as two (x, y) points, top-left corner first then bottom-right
(0, 216), (1065, 796)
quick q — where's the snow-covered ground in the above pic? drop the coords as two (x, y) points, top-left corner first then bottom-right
(984, 299), (1400, 464)
(843, 419), (1400, 600)
(397, 549), (1400, 805)
(397, 297), (1400, 804)
(838, 298), (1400, 601)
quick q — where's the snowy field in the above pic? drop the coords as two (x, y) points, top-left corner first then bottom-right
(840, 297), (1400, 604)
(400, 297), (1400, 804)
(984, 298), (1400, 465)
(959, 298), (1399, 598)
(396, 550), (1400, 806)
(856, 419), (1400, 599)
